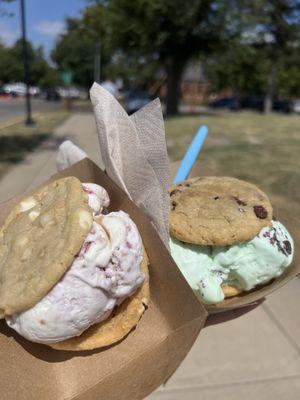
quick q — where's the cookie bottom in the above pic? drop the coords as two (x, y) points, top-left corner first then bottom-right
(221, 284), (243, 298)
(50, 248), (150, 351)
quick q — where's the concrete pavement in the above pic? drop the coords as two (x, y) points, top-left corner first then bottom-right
(0, 113), (103, 202)
(0, 113), (299, 400)
(147, 282), (300, 400)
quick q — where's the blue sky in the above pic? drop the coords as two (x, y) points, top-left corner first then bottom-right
(0, 0), (85, 56)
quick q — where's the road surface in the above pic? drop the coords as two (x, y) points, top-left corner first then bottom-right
(0, 97), (62, 124)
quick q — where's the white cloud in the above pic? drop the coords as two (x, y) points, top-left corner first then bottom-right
(35, 20), (64, 37)
(0, 22), (18, 46)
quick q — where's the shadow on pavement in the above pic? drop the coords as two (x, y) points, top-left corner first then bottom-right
(0, 134), (67, 163)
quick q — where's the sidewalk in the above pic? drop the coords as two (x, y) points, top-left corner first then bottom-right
(148, 280), (300, 400)
(0, 113), (104, 202)
(0, 113), (299, 400)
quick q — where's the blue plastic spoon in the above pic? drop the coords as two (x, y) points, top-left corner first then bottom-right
(173, 125), (208, 184)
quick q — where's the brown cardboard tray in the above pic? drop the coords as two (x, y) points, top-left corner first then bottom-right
(0, 158), (207, 400)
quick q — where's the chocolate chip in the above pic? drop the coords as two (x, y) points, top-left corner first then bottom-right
(185, 183), (191, 187)
(262, 226), (291, 256)
(253, 205), (268, 219)
(283, 240), (292, 255)
(211, 269), (224, 277)
(213, 196), (219, 200)
(171, 201), (177, 210)
(170, 189), (181, 196)
(233, 196), (247, 206)
(199, 279), (206, 289)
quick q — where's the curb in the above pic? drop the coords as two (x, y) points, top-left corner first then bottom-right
(0, 117), (25, 131)
(0, 113), (43, 131)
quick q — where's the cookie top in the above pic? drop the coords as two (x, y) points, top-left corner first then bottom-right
(0, 177), (93, 318)
(169, 177), (272, 246)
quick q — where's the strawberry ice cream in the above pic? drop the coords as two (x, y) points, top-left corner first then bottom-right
(6, 184), (144, 344)
(82, 183), (109, 215)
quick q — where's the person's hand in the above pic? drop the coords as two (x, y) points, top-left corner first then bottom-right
(205, 298), (265, 327)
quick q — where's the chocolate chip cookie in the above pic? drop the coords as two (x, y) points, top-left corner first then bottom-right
(169, 177), (272, 246)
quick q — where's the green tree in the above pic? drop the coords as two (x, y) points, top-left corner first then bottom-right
(0, 43), (14, 83)
(103, 0), (236, 115)
(245, 0), (300, 112)
(0, 40), (60, 87)
(204, 43), (268, 97)
(277, 53), (300, 97)
(51, 18), (95, 87)
(204, 1), (300, 108)
(51, 5), (110, 87)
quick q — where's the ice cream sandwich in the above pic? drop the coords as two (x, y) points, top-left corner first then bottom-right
(169, 177), (294, 304)
(0, 177), (149, 350)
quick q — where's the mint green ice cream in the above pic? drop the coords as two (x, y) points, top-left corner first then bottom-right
(170, 220), (294, 304)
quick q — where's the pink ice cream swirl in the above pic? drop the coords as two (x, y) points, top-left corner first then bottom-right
(6, 184), (144, 344)
(82, 183), (110, 215)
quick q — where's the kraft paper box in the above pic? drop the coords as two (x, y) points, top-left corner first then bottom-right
(0, 158), (207, 400)
(170, 160), (299, 314)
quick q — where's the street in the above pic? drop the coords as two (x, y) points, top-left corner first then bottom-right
(0, 97), (62, 124)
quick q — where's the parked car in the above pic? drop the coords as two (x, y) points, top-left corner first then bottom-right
(42, 88), (61, 101)
(209, 97), (240, 110)
(3, 82), (26, 97)
(2, 83), (41, 97)
(241, 96), (292, 113)
(58, 87), (82, 99)
(240, 96), (264, 112)
(0, 86), (7, 96)
(292, 99), (300, 113)
(29, 86), (41, 97)
(123, 89), (152, 114)
(272, 99), (292, 113)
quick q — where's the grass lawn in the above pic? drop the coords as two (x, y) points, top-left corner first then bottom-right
(0, 111), (70, 179)
(165, 111), (300, 260)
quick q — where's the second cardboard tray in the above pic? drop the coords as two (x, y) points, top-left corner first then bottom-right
(170, 160), (299, 314)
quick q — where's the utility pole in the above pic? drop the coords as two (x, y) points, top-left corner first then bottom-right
(20, 0), (34, 125)
(94, 42), (101, 83)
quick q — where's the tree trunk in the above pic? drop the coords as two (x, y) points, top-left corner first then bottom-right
(264, 63), (276, 114)
(166, 60), (185, 116)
